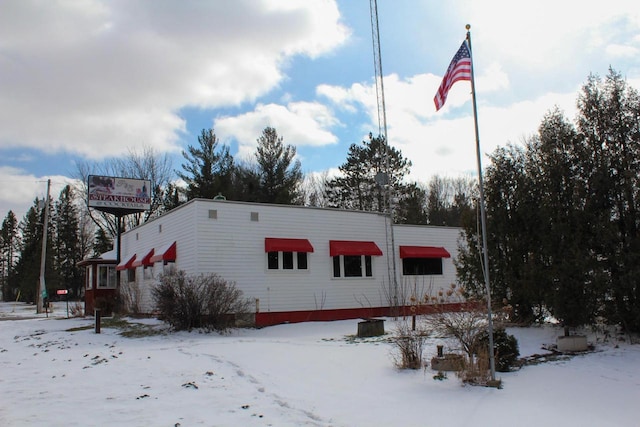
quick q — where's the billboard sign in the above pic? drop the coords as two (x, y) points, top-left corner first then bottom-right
(88, 175), (151, 212)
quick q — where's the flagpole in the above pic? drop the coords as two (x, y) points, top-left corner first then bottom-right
(466, 24), (496, 382)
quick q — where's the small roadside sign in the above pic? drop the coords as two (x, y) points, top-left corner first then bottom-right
(56, 289), (68, 295)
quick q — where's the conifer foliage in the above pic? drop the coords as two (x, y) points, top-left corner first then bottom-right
(457, 69), (640, 332)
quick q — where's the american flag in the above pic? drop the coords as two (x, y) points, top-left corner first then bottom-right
(434, 40), (472, 111)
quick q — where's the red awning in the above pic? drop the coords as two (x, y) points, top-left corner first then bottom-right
(150, 241), (177, 263)
(132, 249), (154, 267)
(329, 240), (382, 257)
(265, 238), (314, 253)
(116, 254), (137, 271)
(399, 246), (451, 259)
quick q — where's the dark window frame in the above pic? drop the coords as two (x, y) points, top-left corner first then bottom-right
(267, 251), (309, 271)
(402, 257), (444, 275)
(332, 255), (373, 278)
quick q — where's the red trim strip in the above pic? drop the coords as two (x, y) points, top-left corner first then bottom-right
(254, 302), (470, 327)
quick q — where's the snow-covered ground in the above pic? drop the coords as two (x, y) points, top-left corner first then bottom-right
(1, 301), (639, 427)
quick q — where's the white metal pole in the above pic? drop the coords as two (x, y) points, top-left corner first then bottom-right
(466, 26), (497, 382)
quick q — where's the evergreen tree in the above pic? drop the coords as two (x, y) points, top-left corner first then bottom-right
(14, 199), (54, 303)
(177, 128), (236, 201)
(326, 133), (411, 215)
(457, 143), (548, 323)
(575, 69), (640, 332)
(53, 185), (83, 298)
(158, 181), (185, 213)
(457, 69), (640, 331)
(93, 227), (113, 257)
(426, 176), (450, 226)
(532, 109), (601, 331)
(251, 127), (303, 204)
(1, 211), (19, 301)
(394, 182), (428, 225)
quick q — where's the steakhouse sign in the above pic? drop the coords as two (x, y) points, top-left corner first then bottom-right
(88, 175), (151, 213)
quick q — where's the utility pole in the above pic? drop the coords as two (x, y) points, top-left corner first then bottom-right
(37, 179), (51, 314)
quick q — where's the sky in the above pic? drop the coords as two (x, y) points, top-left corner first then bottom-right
(1, 0), (640, 221)
(2, 303), (639, 426)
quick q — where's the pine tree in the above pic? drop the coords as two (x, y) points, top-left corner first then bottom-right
(394, 183), (428, 225)
(93, 227), (113, 257)
(252, 127), (303, 204)
(177, 128), (236, 201)
(53, 185), (83, 298)
(326, 133), (411, 215)
(1, 211), (19, 301)
(14, 199), (54, 303)
(575, 69), (640, 332)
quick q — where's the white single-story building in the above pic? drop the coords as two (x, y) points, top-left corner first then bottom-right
(81, 199), (464, 326)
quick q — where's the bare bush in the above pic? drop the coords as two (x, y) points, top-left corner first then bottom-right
(390, 319), (429, 370)
(152, 270), (252, 331)
(425, 307), (488, 359)
(457, 348), (500, 387)
(69, 301), (84, 317)
(120, 280), (142, 314)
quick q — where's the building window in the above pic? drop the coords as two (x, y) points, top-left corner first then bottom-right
(332, 255), (373, 278)
(282, 251), (294, 269)
(402, 258), (443, 275)
(162, 262), (176, 275)
(297, 252), (308, 270)
(267, 251), (308, 270)
(267, 252), (279, 269)
(399, 245), (449, 276)
(127, 268), (136, 283)
(86, 267), (93, 290)
(97, 265), (117, 288)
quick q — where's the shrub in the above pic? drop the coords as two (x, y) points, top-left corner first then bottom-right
(94, 296), (117, 316)
(390, 320), (428, 370)
(424, 305), (488, 360)
(474, 328), (520, 372)
(120, 280), (142, 314)
(152, 271), (252, 331)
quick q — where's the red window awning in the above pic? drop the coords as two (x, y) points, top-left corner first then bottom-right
(399, 246), (451, 259)
(265, 238), (314, 253)
(150, 241), (177, 263)
(132, 249), (154, 267)
(329, 240), (382, 257)
(116, 254), (137, 271)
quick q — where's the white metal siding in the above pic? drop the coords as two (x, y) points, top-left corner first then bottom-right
(117, 199), (463, 314)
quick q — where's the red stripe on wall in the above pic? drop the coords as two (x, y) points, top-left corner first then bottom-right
(254, 303), (471, 327)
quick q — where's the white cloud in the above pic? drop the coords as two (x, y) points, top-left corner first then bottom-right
(318, 63), (580, 184)
(0, 1), (348, 159)
(459, 0), (640, 70)
(0, 167), (77, 221)
(606, 44), (640, 58)
(214, 102), (340, 160)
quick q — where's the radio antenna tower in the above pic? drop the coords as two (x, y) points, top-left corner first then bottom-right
(369, 0), (399, 314)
